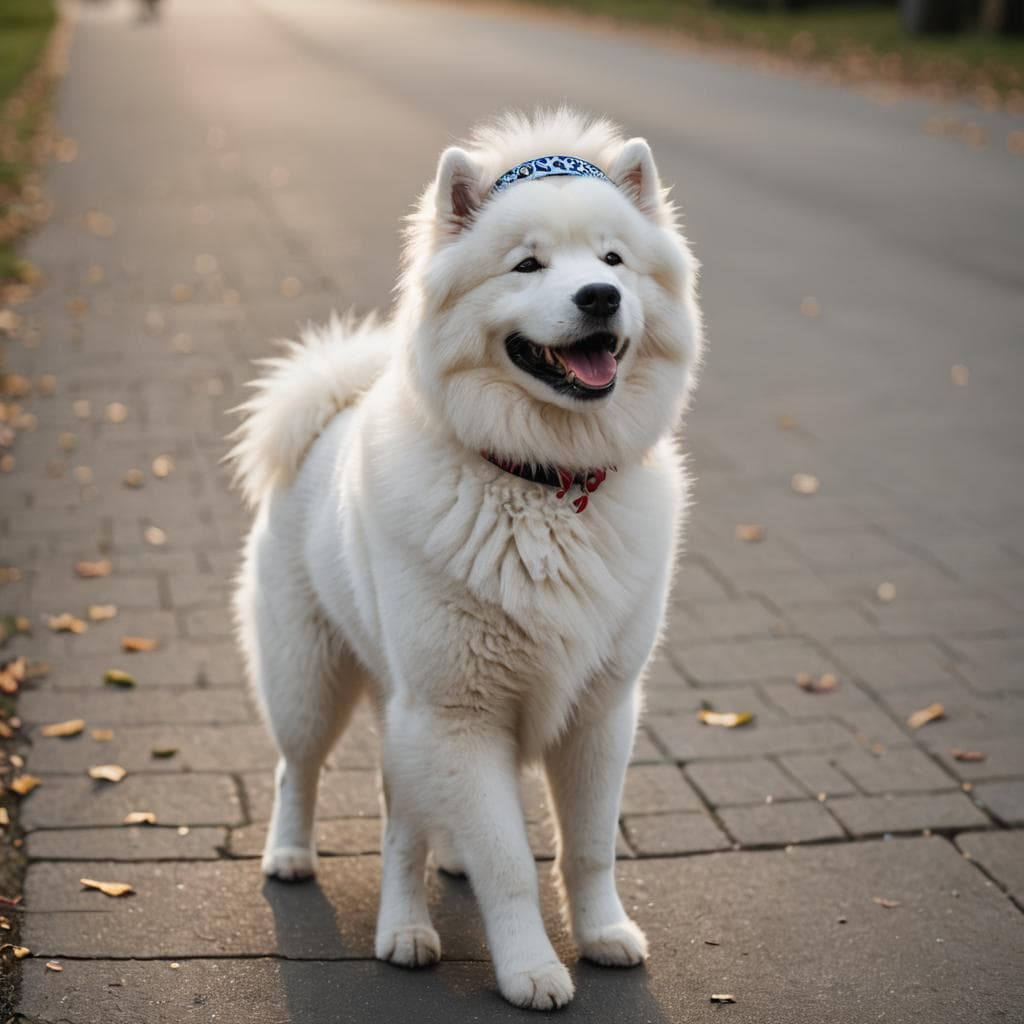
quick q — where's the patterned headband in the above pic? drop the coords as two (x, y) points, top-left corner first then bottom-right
(491, 155), (610, 195)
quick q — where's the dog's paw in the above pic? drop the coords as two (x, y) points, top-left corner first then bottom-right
(498, 960), (574, 1010)
(375, 924), (441, 967)
(579, 919), (648, 967)
(261, 845), (317, 881)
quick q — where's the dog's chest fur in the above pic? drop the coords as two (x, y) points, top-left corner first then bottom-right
(300, 404), (681, 751)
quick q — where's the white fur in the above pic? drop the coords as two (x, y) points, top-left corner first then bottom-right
(230, 109), (703, 1011)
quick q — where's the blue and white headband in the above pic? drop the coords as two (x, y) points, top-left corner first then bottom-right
(491, 155), (610, 195)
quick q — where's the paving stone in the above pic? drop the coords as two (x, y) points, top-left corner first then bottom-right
(620, 764), (704, 815)
(778, 605), (881, 641)
(828, 793), (990, 837)
(872, 595), (1022, 637)
(927, 737), (1024, 784)
(776, 753), (859, 798)
(18, 686), (255, 726)
(717, 801), (845, 847)
(686, 758), (805, 807)
(28, 572), (162, 612)
(20, 774), (242, 829)
(829, 640), (964, 691)
(25, 723), (277, 774)
(832, 746), (957, 796)
(242, 770), (380, 821)
(26, 826), (227, 860)
(972, 781), (1024, 826)
(22, 838), (1023, 1023)
(649, 716), (854, 762)
(25, 611), (181, 658)
(671, 558), (731, 601)
(664, 598), (785, 642)
(229, 819), (384, 858)
(954, 830), (1024, 905)
(628, 726), (666, 764)
(947, 635), (1024, 695)
(620, 812), (731, 855)
(781, 530), (924, 572)
(30, 643), (243, 688)
(675, 638), (835, 684)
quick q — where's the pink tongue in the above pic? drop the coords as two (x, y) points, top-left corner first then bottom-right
(560, 348), (617, 388)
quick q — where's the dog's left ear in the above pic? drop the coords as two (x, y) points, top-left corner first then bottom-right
(609, 138), (662, 218)
(435, 146), (485, 235)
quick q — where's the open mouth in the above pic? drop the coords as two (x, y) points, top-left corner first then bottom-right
(506, 331), (628, 400)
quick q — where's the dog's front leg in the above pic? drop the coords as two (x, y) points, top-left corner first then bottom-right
(544, 689), (648, 967)
(380, 704), (574, 1010)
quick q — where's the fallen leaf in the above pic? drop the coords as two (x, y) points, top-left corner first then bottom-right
(123, 811), (157, 825)
(876, 581), (896, 603)
(90, 729), (114, 742)
(0, 944), (31, 959)
(46, 960), (63, 972)
(798, 672), (839, 694)
(800, 296), (820, 317)
(710, 994), (736, 1004)
(951, 749), (986, 762)
(777, 413), (797, 430)
(103, 669), (136, 688)
(80, 878), (134, 897)
(122, 468), (145, 488)
(280, 276), (302, 298)
(872, 896), (901, 909)
(48, 613), (87, 634)
(88, 604), (117, 622)
(704, 938), (721, 946)
(25, 661), (49, 681)
(698, 709), (754, 728)
(144, 526), (166, 547)
(105, 402), (128, 424)
(41, 719), (86, 738)
(75, 559), (111, 578)
(121, 636), (158, 653)
(58, 431), (77, 452)
(735, 523), (766, 543)
(72, 400), (91, 420)
(10, 774), (41, 796)
(950, 364), (969, 387)
(88, 764), (127, 783)
(907, 703), (945, 730)
(0, 808), (9, 826)
(0, 657), (27, 694)
(151, 454), (174, 478)
(790, 473), (821, 495)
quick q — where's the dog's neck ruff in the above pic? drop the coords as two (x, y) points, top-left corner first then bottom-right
(482, 452), (609, 514)
(491, 155), (610, 195)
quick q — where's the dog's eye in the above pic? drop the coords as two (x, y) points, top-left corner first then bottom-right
(512, 257), (542, 273)
(603, 252), (623, 266)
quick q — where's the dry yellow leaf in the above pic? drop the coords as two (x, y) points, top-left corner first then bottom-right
(80, 878), (134, 898)
(0, 808), (9, 826)
(951, 748), (986, 762)
(48, 613), (87, 634)
(800, 297), (820, 317)
(91, 729), (114, 742)
(710, 994), (737, 1004)
(120, 636), (158, 653)
(41, 719), (86, 738)
(144, 526), (166, 547)
(907, 703), (945, 730)
(798, 673), (839, 694)
(72, 400), (91, 420)
(123, 811), (157, 825)
(790, 473), (821, 495)
(698, 709), (754, 728)
(103, 669), (136, 687)
(877, 581), (896, 603)
(46, 960), (63, 972)
(950, 364), (969, 387)
(10, 774), (41, 796)
(735, 523), (766, 543)
(105, 402), (128, 424)
(0, 657), (27, 694)
(75, 559), (111, 578)
(151, 455), (174, 478)
(88, 604), (118, 622)
(58, 431), (78, 452)
(0, 944), (31, 959)
(872, 896), (902, 909)
(122, 468), (145, 488)
(88, 764), (127, 783)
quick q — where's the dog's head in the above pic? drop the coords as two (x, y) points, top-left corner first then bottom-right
(400, 110), (703, 470)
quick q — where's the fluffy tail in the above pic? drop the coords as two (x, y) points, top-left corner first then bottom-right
(227, 311), (390, 508)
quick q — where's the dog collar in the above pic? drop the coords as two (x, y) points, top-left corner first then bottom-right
(483, 452), (609, 514)
(491, 155), (610, 195)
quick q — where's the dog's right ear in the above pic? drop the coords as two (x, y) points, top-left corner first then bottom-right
(434, 147), (484, 235)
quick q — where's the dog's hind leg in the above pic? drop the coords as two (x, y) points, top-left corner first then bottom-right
(238, 558), (364, 881)
(544, 685), (648, 967)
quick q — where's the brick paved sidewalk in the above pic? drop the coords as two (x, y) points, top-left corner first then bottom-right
(2, 2), (1022, 1022)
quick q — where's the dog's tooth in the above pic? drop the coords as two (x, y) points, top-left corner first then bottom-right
(566, 370), (577, 385)
(543, 347), (555, 365)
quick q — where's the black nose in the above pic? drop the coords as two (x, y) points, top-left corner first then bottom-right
(573, 283), (620, 318)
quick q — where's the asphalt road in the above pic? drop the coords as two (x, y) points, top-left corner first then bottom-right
(8, 0), (1024, 1020)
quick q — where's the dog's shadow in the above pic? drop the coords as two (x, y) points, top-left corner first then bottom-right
(264, 870), (673, 1023)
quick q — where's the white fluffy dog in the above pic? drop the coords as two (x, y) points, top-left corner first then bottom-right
(230, 109), (703, 1010)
